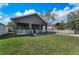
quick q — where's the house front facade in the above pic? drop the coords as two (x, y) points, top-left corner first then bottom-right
(0, 23), (8, 35)
(11, 13), (47, 35)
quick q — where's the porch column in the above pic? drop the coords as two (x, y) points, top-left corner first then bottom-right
(14, 23), (17, 34)
(29, 24), (32, 34)
(45, 25), (47, 33)
(39, 24), (41, 33)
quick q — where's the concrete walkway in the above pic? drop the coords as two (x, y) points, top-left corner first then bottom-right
(56, 33), (79, 37)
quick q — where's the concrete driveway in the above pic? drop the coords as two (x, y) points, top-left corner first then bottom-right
(51, 30), (79, 37)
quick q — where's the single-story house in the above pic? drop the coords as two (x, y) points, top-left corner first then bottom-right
(11, 13), (47, 35)
(0, 23), (8, 35)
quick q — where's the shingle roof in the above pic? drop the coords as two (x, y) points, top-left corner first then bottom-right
(11, 13), (47, 24)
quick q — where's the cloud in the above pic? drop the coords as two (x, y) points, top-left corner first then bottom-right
(15, 9), (36, 16)
(50, 4), (79, 24)
(15, 7), (73, 24)
(50, 6), (72, 24)
(0, 12), (10, 25)
(0, 3), (8, 8)
(24, 9), (36, 15)
(0, 16), (2, 18)
(0, 17), (10, 25)
(69, 3), (79, 7)
(64, 6), (70, 11)
(4, 18), (10, 25)
(0, 9), (38, 25)
(15, 12), (23, 16)
(2, 3), (79, 25)
(52, 8), (57, 12)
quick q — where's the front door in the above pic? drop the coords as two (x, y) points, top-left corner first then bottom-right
(33, 28), (36, 33)
(32, 24), (36, 33)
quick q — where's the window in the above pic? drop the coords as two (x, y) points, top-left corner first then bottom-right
(17, 23), (29, 30)
(23, 24), (29, 29)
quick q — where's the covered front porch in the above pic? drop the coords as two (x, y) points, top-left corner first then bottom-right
(14, 23), (47, 35)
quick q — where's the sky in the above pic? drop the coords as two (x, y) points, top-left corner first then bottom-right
(0, 3), (79, 25)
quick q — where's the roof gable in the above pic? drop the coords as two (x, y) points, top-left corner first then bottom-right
(11, 13), (47, 25)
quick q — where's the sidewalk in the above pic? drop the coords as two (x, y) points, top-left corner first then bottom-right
(56, 33), (79, 37)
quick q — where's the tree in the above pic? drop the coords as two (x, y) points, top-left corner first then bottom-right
(7, 22), (13, 32)
(67, 11), (79, 33)
(55, 21), (66, 30)
(42, 10), (58, 25)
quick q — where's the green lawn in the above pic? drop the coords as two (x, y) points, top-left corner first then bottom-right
(0, 33), (79, 55)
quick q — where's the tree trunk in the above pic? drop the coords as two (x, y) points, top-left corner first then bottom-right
(72, 21), (77, 34)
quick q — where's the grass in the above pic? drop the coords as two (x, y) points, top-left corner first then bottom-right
(76, 31), (79, 34)
(0, 33), (79, 55)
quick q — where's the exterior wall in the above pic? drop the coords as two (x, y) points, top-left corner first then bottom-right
(0, 25), (8, 35)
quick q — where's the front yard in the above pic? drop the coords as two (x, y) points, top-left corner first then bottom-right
(0, 33), (79, 55)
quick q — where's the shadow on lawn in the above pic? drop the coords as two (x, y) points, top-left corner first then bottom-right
(0, 32), (56, 40)
(0, 33), (31, 40)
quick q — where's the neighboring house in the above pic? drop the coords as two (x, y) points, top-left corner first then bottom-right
(0, 23), (8, 35)
(11, 13), (47, 35)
